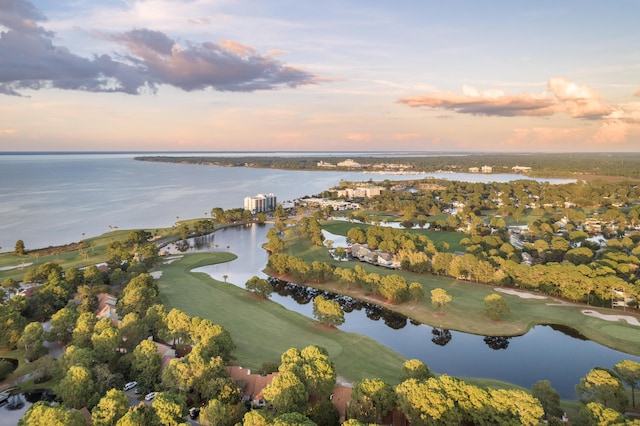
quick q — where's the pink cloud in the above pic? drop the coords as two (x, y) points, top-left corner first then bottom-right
(219, 40), (256, 56)
(391, 133), (420, 140)
(398, 78), (612, 119)
(506, 127), (583, 148)
(345, 133), (372, 141)
(592, 120), (628, 144)
(0, 129), (17, 137)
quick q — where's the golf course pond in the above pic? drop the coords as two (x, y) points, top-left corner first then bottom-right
(177, 224), (640, 400)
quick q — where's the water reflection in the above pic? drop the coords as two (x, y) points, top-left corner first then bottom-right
(431, 328), (452, 346)
(483, 336), (511, 350)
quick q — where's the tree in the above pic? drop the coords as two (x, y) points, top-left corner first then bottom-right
(274, 412), (318, 426)
(132, 339), (162, 393)
(395, 377), (460, 425)
(189, 317), (235, 362)
(19, 401), (85, 426)
(166, 308), (192, 347)
(576, 368), (628, 412)
(91, 318), (121, 363)
(307, 399), (339, 426)
(199, 399), (229, 426)
(400, 359), (434, 382)
(54, 365), (97, 409)
(578, 402), (625, 425)
(118, 273), (158, 316)
(118, 312), (147, 352)
(430, 288), (452, 314)
(92, 389), (129, 426)
(72, 312), (97, 348)
(614, 360), (640, 408)
(1, 277), (20, 296)
(19, 321), (47, 361)
(115, 403), (159, 426)
(152, 391), (186, 426)
(279, 345), (336, 400)
(349, 378), (396, 424)
(15, 239), (26, 255)
(262, 370), (309, 414)
(483, 294), (510, 320)
(312, 296), (345, 328)
(242, 411), (270, 426)
(531, 380), (562, 419)
(409, 282), (424, 302)
(0, 303), (26, 349)
(245, 276), (273, 299)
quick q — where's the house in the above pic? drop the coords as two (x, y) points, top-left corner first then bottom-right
(377, 252), (398, 268)
(226, 366), (279, 407)
(95, 293), (119, 325)
(153, 340), (177, 371)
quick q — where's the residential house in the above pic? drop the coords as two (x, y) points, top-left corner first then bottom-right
(226, 366), (279, 407)
(95, 293), (119, 325)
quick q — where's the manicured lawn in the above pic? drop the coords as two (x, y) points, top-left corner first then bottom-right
(321, 220), (467, 253)
(156, 252), (407, 385)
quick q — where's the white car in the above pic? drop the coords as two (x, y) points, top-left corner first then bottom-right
(123, 381), (137, 391)
(144, 391), (157, 401)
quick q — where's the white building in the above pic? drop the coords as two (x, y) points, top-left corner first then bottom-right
(244, 193), (277, 213)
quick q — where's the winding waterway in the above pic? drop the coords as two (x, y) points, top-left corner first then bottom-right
(189, 224), (640, 400)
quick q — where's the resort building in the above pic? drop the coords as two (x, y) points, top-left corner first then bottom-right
(244, 193), (277, 214)
(336, 185), (382, 199)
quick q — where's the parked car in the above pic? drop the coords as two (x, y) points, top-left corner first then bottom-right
(123, 381), (137, 391)
(144, 392), (156, 401)
(189, 407), (200, 419)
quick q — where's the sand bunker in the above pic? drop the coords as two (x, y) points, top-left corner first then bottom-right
(582, 310), (640, 326)
(494, 288), (548, 299)
(162, 255), (183, 265)
(150, 271), (163, 279)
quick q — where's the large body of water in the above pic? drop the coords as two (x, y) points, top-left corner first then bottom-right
(2, 152), (609, 401)
(0, 152), (572, 251)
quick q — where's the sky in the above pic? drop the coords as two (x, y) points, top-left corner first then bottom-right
(0, 0), (639, 152)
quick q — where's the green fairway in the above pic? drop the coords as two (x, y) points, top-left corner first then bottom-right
(156, 252), (407, 385)
(321, 220), (467, 253)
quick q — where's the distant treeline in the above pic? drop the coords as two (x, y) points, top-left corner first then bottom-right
(135, 152), (640, 179)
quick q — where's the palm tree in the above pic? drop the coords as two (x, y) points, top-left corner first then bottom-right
(223, 275), (228, 283)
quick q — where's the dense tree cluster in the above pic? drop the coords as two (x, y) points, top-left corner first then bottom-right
(333, 198), (640, 306)
(269, 253), (419, 303)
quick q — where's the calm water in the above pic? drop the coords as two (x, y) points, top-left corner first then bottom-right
(0, 152), (572, 250)
(191, 225), (640, 400)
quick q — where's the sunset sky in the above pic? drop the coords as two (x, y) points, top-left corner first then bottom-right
(1, 0), (639, 152)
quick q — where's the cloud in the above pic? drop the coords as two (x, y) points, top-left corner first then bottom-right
(345, 133), (372, 141)
(398, 78), (612, 119)
(0, 129), (18, 137)
(0, 0), (317, 96)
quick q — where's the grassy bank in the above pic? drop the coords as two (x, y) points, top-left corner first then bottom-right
(283, 225), (640, 358)
(156, 252), (407, 385)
